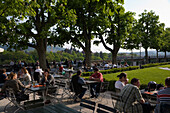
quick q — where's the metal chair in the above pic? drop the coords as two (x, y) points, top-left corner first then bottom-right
(97, 103), (117, 113)
(97, 82), (109, 102)
(4, 88), (25, 113)
(80, 99), (96, 113)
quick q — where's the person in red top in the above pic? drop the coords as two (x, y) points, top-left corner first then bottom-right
(58, 64), (63, 74)
(89, 68), (103, 98)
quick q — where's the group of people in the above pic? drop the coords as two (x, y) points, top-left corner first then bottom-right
(114, 72), (170, 113)
(0, 67), (55, 102)
(71, 68), (103, 102)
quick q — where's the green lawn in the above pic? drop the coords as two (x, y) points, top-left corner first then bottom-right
(103, 65), (170, 86)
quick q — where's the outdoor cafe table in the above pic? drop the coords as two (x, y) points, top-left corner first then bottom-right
(141, 90), (157, 105)
(85, 80), (99, 84)
(18, 103), (80, 113)
(28, 85), (57, 102)
(53, 74), (65, 79)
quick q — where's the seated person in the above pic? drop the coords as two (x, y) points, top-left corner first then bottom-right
(21, 67), (32, 85)
(155, 77), (170, 113)
(104, 63), (109, 70)
(156, 84), (164, 91)
(157, 77), (170, 103)
(115, 78), (154, 113)
(89, 68), (103, 98)
(147, 81), (157, 94)
(115, 72), (128, 90)
(34, 66), (44, 83)
(58, 64), (63, 74)
(40, 69), (55, 86)
(0, 69), (8, 84)
(1, 72), (31, 101)
(35, 66), (43, 76)
(71, 70), (87, 102)
(40, 69), (55, 95)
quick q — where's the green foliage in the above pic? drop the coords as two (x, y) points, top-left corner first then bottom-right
(141, 62), (170, 68)
(0, 50), (85, 65)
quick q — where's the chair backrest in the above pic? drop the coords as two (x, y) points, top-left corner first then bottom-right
(115, 88), (121, 94)
(100, 82), (109, 93)
(5, 88), (16, 102)
(97, 103), (117, 113)
(159, 102), (170, 113)
(80, 99), (96, 113)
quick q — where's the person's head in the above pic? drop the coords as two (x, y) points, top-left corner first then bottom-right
(77, 70), (82, 76)
(1, 68), (6, 74)
(117, 72), (127, 81)
(21, 67), (28, 74)
(9, 72), (17, 80)
(156, 84), (164, 91)
(94, 68), (99, 73)
(148, 81), (157, 91)
(165, 77), (170, 87)
(44, 69), (50, 76)
(131, 78), (140, 88)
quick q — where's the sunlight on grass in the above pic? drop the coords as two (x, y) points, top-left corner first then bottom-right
(103, 65), (170, 85)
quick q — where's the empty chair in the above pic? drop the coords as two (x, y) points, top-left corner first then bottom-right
(80, 99), (96, 113)
(97, 103), (117, 113)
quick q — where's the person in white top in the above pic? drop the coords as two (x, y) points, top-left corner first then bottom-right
(115, 72), (128, 90)
(21, 67), (32, 85)
(35, 66), (44, 76)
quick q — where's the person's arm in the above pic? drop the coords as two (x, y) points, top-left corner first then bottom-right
(78, 77), (86, 85)
(135, 87), (145, 104)
(89, 74), (94, 80)
(18, 80), (31, 88)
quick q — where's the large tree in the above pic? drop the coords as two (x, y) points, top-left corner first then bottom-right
(150, 23), (165, 62)
(160, 28), (170, 61)
(0, 0), (36, 44)
(94, 0), (135, 64)
(138, 10), (161, 64)
(1, 0), (76, 69)
(59, 0), (113, 67)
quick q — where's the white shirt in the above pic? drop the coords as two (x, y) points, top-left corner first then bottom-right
(35, 68), (44, 76)
(115, 80), (125, 90)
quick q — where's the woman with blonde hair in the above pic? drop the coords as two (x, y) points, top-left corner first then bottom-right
(1, 72), (31, 95)
(21, 67), (32, 85)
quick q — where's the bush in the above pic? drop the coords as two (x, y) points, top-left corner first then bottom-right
(81, 66), (140, 77)
(141, 62), (170, 68)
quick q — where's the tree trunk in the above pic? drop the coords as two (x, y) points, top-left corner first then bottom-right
(164, 51), (167, 62)
(145, 48), (148, 64)
(36, 39), (47, 69)
(84, 39), (91, 68)
(111, 46), (119, 64)
(156, 49), (159, 63)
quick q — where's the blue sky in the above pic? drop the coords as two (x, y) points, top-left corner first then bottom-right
(64, 0), (170, 53)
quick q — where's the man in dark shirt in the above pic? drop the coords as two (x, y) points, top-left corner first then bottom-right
(40, 69), (55, 86)
(0, 69), (8, 84)
(71, 70), (87, 102)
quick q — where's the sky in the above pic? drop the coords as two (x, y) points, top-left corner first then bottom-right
(63, 0), (170, 53)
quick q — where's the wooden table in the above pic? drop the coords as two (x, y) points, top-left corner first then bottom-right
(18, 103), (80, 113)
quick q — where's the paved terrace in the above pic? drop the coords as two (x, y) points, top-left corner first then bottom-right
(0, 88), (115, 113)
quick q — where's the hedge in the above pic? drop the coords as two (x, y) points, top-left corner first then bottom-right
(74, 62), (170, 91)
(81, 66), (140, 77)
(141, 62), (170, 68)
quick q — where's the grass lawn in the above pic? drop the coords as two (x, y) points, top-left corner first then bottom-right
(103, 65), (170, 86)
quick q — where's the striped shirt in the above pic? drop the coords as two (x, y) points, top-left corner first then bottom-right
(157, 87), (170, 103)
(115, 84), (143, 113)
